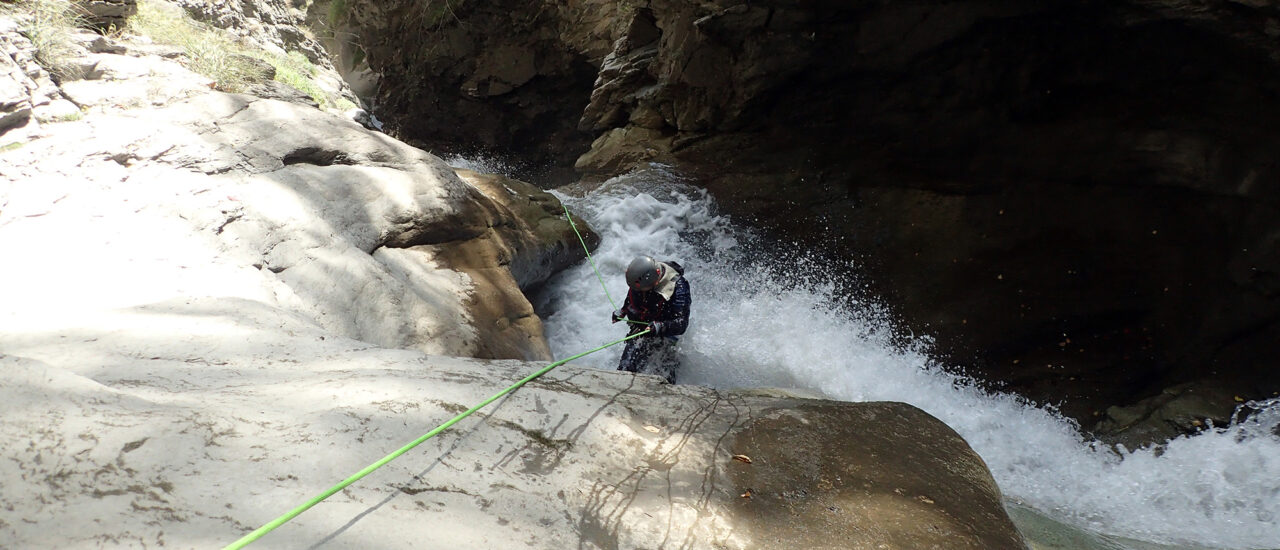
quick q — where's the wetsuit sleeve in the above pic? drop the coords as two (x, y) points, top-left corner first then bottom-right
(659, 278), (691, 336)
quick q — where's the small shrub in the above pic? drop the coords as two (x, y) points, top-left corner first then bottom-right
(128, 0), (267, 92)
(326, 0), (347, 28)
(128, 0), (330, 104)
(251, 49), (328, 107)
(11, 0), (89, 81)
(411, 0), (464, 30)
(125, 0), (187, 44)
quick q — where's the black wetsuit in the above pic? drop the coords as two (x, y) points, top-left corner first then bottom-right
(617, 261), (691, 383)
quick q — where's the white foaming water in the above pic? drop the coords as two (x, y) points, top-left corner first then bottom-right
(531, 165), (1280, 550)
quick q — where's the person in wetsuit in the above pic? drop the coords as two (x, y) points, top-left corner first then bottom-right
(612, 255), (691, 383)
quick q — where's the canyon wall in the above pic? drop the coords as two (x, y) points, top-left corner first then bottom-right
(331, 0), (1280, 433)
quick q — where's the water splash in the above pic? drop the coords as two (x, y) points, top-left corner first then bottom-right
(441, 153), (523, 176)
(532, 165), (1280, 550)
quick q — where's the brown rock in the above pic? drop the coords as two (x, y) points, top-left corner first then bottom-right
(78, 0), (138, 30)
(728, 401), (1027, 550)
(1094, 382), (1243, 450)
(573, 126), (672, 175)
(435, 169), (600, 360)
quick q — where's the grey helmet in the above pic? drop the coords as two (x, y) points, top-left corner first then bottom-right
(626, 256), (665, 291)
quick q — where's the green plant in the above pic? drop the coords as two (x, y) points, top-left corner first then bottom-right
(186, 41), (263, 93)
(326, 0), (347, 28)
(127, 0), (265, 92)
(12, 0), (89, 81)
(125, 0), (188, 44)
(251, 49), (329, 107)
(410, 0), (464, 30)
(127, 0), (332, 105)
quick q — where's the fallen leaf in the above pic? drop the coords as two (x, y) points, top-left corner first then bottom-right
(731, 454), (752, 464)
(643, 425), (661, 433)
(1234, 395), (1245, 403)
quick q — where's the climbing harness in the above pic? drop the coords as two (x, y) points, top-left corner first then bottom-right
(224, 206), (645, 549)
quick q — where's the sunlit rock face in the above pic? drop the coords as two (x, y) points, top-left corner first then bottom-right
(335, 0), (1280, 429)
(2, 1), (591, 363)
(0, 82), (571, 360)
(0, 19), (1026, 547)
(0, 348), (1027, 550)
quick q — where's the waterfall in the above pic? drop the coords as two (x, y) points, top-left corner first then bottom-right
(459, 158), (1279, 550)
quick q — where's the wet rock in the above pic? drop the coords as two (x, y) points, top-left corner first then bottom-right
(1094, 382), (1242, 450)
(427, 168), (603, 361)
(574, 126), (673, 175)
(452, 169), (598, 290)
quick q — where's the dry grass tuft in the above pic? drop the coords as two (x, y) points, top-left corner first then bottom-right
(127, 0), (331, 106)
(6, 0), (90, 80)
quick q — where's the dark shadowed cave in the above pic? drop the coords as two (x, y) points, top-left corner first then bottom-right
(324, 0), (1280, 442)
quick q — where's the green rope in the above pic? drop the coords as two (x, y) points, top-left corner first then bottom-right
(563, 205), (618, 311)
(223, 328), (651, 550)
(562, 205), (648, 327)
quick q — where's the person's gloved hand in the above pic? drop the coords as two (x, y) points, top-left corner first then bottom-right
(649, 321), (664, 336)
(611, 309), (625, 323)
